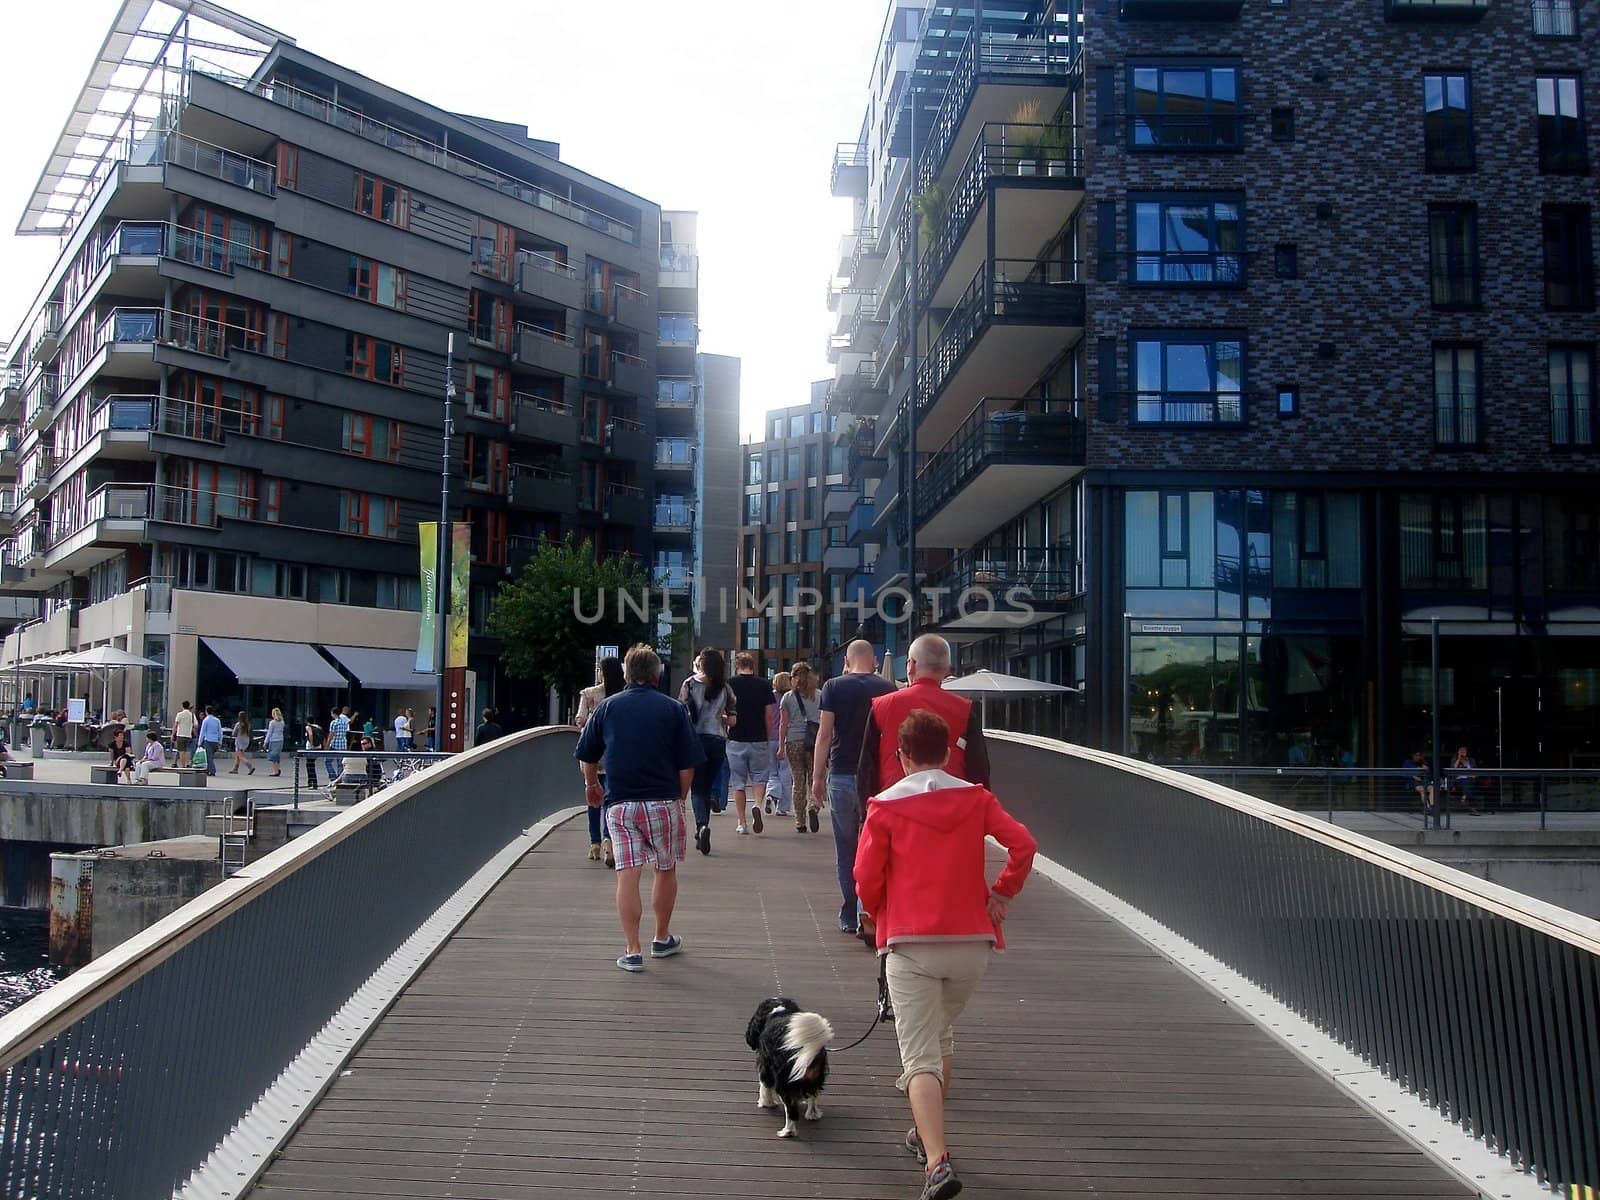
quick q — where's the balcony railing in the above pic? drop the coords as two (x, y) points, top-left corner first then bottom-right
(97, 307), (163, 349)
(920, 29), (1082, 186)
(1112, 389), (1248, 426)
(608, 350), (651, 395)
(45, 483), (152, 549)
(162, 131), (276, 193)
(158, 394), (273, 442)
(659, 313), (697, 346)
(162, 310), (264, 357)
(602, 482), (646, 523)
(2, 368), (21, 400)
(656, 378), (699, 409)
(28, 303), (63, 361)
(831, 142), (868, 197)
(655, 438), (695, 469)
(151, 482), (259, 527)
(1120, 0), (1244, 17)
(1124, 248), (1247, 287)
(922, 544), (1082, 602)
(653, 499), (695, 531)
(914, 398), (1086, 525)
(1129, 112), (1246, 151)
(847, 496), (876, 545)
(919, 122), (1083, 307)
(1531, 0), (1578, 35)
(208, 71), (636, 242)
(1385, 0), (1490, 19)
(828, 357), (887, 416)
(660, 243), (698, 282)
(23, 374), (59, 431)
(917, 259), (1085, 413)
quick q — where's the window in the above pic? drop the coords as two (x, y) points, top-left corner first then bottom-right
(472, 217), (513, 282)
(1131, 194), (1244, 285)
(1270, 107), (1294, 141)
(767, 448), (782, 483)
(804, 529), (824, 559)
(354, 173), (409, 226)
(1399, 493), (1486, 589)
(1428, 204), (1480, 308)
(1274, 243), (1298, 280)
(1126, 491), (1215, 588)
(272, 231), (292, 277)
(764, 532), (781, 564)
(1433, 344), (1481, 446)
(464, 437), (508, 492)
(811, 412), (824, 433)
(1131, 332), (1245, 425)
(1423, 74), (1473, 171)
(1532, 0), (1578, 37)
(1546, 493), (1600, 591)
(1550, 344), (1595, 445)
(180, 288), (265, 354)
(341, 491), (401, 538)
(803, 485), (815, 521)
(345, 334), (405, 385)
(743, 617), (761, 648)
(786, 531), (800, 563)
(784, 489), (797, 523)
(469, 290), (511, 350)
(342, 413), (403, 462)
(746, 453), (763, 485)
(181, 206), (269, 273)
(275, 142), (299, 191)
(805, 444), (818, 478)
(746, 493), (761, 523)
(771, 418), (782, 439)
(1543, 205), (1595, 310)
(1537, 76), (1588, 173)
(467, 365), (510, 421)
(1277, 388), (1299, 418)
(271, 313), (288, 359)
(1130, 64), (1242, 150)
(766, 491), (779, 523)
(349, 256), (406, 309)
(786, 448), (801, 480)
(1272, 493), (1361, 589)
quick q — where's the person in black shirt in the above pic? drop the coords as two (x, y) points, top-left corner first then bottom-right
(476, 708), (503, 745)
(725, 652), (777, 836)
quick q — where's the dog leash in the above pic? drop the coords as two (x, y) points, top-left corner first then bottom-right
(829, 953), (893, 1053)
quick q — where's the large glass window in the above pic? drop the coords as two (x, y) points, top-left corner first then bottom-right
(1129, 64), (1241, 150)
(1271, 493), (1362, 589)
(1131, 333), (1244, 424)
(1423, 73), (1473, 171)
(1433, 343), (1481, 445)
(1428, 204), (1479, 308)
(1126, 491), (1215, 589)
(1398, 493), (1487, 589)
(1536, 75), (1587, 173)
(1132, 194), (1244, 285)
(746, 453), (762, 485)
(1543, 204), (1595, 311)
(1549, 343), (1595, 445)
(1545, 493), (1600, 591)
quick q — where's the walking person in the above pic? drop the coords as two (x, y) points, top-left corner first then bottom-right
(726, 652), (776, 836)
(172, 700), (196, 768)
(264, 707), (285, 776)
(574, 645), (704, 972)
(679, 648), (733, 854)
(197, 705), (223, 777)
(301, 717), (322, 789)
(767, 670), (794, 819)
(780, 661), (822, 833)
(419, 706), (436, 751)
(327, 706), (351, 783)
(812, 639), (895, 934)
(229, 710), (256, 775)
(475, 707), (503, 745)
(855, 709), (1037, 1200)
(857, 634), (991, 800)
(576, 656), (626, 865)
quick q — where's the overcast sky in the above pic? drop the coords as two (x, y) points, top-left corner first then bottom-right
(0, 0), (883, 439)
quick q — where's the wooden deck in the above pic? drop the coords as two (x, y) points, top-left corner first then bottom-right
(251, 810), (1473, 1199)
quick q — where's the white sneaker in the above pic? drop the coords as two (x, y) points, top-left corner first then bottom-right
(735, 824), (749, 835)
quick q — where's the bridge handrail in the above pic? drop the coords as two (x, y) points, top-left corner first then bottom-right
(990, 732), (1600, 1191)
(0, 726), (580, 1196)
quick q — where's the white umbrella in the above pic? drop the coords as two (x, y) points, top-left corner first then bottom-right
(942, 669), (1080, 723)
(51, 646), (163, 720)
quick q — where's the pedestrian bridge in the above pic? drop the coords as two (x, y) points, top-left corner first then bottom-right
(2, 729), (1595, 1199)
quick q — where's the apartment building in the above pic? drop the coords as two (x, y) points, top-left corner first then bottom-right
(735, 383), (857, 676)
(0, 0), (721, 727)
(829, 0), (1598, 769)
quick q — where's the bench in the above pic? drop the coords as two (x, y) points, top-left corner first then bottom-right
(328, 780), (372, 806)
(148, 767), (207, 788)
(1, 761), (35, 781)
(89, 764), (121, 784)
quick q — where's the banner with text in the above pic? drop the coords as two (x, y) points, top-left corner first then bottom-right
(447, 521), (471, 669)
(416, 522), (438, 674)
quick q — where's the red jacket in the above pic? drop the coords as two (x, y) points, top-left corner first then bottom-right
(854, 770), (1036, 952)
(868, 677), (978, 791)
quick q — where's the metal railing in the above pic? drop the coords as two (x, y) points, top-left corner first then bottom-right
(514, 321), (575, 347)
(659, 243), (697, 276)
(158, 394), (264, 442)
(914, 397), (1085, 524)
(658, 313), (697, 346)
(518, 248), (578, 280)
(656, 377), (698, 408)
(654, 438), (694, 468)
(653, 499), (695, 530)
(0, 729), (579, 1196)
(1113, 387), (1247, 426)
(1531, 0), (1578, 35)
(1129, 112), (1247, 150)
(1123, 247), (1248, 286)
(207, 70), (637, 242)
(44, 482), (150, 549)
(990, 733), (1600, 1196)
(922, 543), (1082, 601)
(162, 130), (276, 193)
(130, 574), (174, 613)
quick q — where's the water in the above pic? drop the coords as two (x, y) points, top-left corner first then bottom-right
(0, 909), (62, 1016)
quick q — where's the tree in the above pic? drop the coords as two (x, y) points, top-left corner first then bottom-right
(487, 535), (656, 707)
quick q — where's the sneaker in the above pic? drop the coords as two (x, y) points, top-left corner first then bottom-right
(650, 934), (683, 958)
(616, 953), (644, 973)
(840, 918), (860, 935)
(905, 1127), (926, 1164)
(696, 824), (710, 855)
(808, 808), (820, 833)
(764, 797), (774, 814)
(750, 807), (764, 834)
(919, 1157), (960, 1200)
(735, 824), (748, 835)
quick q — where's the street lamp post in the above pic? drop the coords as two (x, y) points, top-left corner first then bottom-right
(436, 332), (455, 750)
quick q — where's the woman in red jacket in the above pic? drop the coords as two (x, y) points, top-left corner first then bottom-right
(854, 708), (1037, 1200)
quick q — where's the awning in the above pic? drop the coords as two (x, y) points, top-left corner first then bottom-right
(201, 637), (347, 688)
(321, 645), (435, 692)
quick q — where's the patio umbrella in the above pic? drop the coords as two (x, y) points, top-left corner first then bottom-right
(51, 646), (163, 720)
(942, 669), (1080, 723)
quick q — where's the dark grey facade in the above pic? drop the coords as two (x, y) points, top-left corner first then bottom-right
(832, 0), (1600, 771)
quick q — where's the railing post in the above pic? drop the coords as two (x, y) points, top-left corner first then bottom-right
(1539, 771), (1547, 832)
(1326, 770), (1334, 825)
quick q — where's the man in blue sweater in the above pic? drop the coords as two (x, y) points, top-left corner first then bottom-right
(197, 706), (223, 777)
(575, 645), (705, 973)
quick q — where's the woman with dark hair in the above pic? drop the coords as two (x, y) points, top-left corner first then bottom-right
(576, 656), (627, 864)
(678, 647), (733, 855)
(229, 711), (255, 775)
(108, 727), (136, 784)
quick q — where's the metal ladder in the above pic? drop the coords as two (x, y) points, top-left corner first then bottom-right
(218, 799), (255, 877)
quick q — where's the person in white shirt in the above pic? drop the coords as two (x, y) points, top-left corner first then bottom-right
(134, 734), (167, 784)
(394, 709), (412, 751)
(172, 701), (197, 767)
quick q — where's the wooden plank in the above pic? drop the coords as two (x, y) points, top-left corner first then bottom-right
(249, 812), (1474, 1198)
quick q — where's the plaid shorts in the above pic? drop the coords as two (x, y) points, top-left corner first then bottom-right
(604, 799), (687, 871)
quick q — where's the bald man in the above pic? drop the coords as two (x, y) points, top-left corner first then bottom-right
(811, 639), (896, 934)
(857, 634), (991, 801)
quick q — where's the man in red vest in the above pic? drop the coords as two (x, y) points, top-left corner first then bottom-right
(857, 634), (991, 799)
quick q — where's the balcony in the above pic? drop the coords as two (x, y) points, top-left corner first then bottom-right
(610, 282), (651, 333)
(660, 244), (698, 290)
(655, 438), (695, 473)
(1385, 0), (1490, 19)
(847, 422), (886, 480)
(515, 251), (584, 311)
(921, 545), (1083, 635)
(1120, 0), (1244, 17)
(608, 350), (652, 397)
(831, 143), (868, 198)
(23, 374), (58, 432)
(162, 131), (276, 194)
(602, 483), (648, 527)
(1, 369), (22, 420)
(916, 259), (1087, 449)
(150, 482), (261, 529)
(656, 377), (699, 411)
(915, 398), (1086, 548)
(659, 313), (697, 349)
(847, 496), (877, 546)
(507, 463), (574, 513)
(28, 303), (63, 363)
(1532, 0), (1578, 35)
(823, 545), (862, 576)
(41, 483), (152, 573)
(828, 358), (888, 417)
(603, 416), (651, 462)
(99, 308), (165, 377)
(0, 530), (40, 587)
(920, 123), (1085, 310)
(0, 491), (14, 522)
(653, 498), (695, 535)
(916, 28), (1081, 190)
(510, 393), (578, 447)
(836, 227), (885, 288)
(48, 396), (156, 480)
(842, 566), (876, 605)
(824, 486), (859, 520)
(513, 324), (580, 379)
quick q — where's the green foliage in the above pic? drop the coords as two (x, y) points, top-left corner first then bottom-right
(487, 534), (656, 705)
(914, 182), (946, 247)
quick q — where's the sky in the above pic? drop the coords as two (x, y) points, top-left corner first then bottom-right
(0, 0), (885, 440)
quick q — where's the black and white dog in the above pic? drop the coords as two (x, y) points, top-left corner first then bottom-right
(745, 997), (833, 1138)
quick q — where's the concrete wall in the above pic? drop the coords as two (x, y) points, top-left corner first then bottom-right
(0, 784), (223, 848)
(1368, 829), (1600, 920)
(50, 839), (219, 968)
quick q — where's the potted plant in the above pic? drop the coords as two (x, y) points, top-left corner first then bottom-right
(1039, 122), (1073, 177)
(913, 183), (945, 247)
(1009, 100), (1043, 175)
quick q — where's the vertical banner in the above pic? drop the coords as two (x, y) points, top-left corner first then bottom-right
(447, 521), (470, 669)
(416, 522), (438, 674)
